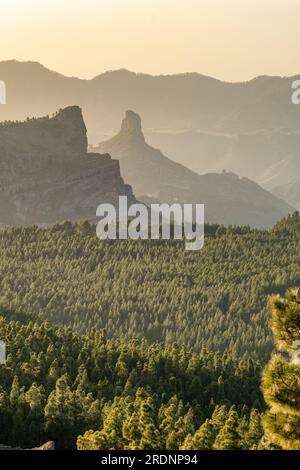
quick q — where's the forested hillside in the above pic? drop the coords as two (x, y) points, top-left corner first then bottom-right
(0, 215), (299, 363)
(0, 313), (263, 449)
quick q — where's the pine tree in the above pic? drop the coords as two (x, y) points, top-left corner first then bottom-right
(214, 408), (241, 450)
(237, 414), (249, 449)
(262, 288), (300, 450)
(86, 399), (102, 429)
(0, 387), (10, 443)
(210, 404), (228, 435)
(138, 397), (162, 450)
(165, 408), (194, 450)
(183, 419), (215, 450)
(77, 430), (108, 450)
(44, 374), (76, 448)
(244, 409), (263, 450)
(139, 422), (162, 450)
(25, 383), (45, 445)
(122, 411), (140, 449)
(9, 375), (20, 407)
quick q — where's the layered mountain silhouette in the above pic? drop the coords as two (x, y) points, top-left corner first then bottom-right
(0, 106), (134, 225)
(94, 111), (294, 228)
(0, 60), (299, 210)
(1, 61), (300, 137)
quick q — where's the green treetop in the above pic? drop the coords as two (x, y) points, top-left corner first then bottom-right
(262, 288), (300, 450)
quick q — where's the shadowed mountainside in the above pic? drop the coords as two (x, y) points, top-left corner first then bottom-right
(0, 106), (134, 225)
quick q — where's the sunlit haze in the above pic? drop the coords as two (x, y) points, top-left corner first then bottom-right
(1, 0), (300, 81)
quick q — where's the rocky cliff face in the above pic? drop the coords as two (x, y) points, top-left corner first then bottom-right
(0, 106), (135, 225)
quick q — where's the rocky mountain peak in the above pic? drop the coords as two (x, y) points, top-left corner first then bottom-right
(55, 106), (86, 129)
(54, 105), (85, 125)
(53, 105), (88, 154)
(119, 110), (145, 142)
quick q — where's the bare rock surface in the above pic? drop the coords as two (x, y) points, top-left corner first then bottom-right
(0, 106), (135, 226)
(0, 441), (55, 450)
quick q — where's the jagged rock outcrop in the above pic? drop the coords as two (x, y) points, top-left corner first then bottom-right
(32, 441), (55, 450)
(95, 110), (294, 228)
(0, 441), (55, 450)
(0, 106), (135, 225)
(119, 110), (145, 143)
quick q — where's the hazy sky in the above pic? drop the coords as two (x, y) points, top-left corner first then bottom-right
(2, 0), (299, 81)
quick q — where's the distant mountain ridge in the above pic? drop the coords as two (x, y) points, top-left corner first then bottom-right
(0, 106), (135, 225)
(1, 61), (300, 138)
(94, 110), (295, 228)
(0, 60), (299, 209)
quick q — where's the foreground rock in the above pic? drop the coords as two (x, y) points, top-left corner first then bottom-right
(0, 441), (55, 450)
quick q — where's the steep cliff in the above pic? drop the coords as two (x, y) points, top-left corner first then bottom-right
(0, 106), (135, 225)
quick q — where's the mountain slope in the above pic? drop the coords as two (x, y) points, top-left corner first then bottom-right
(272, 180), (300, 211)
(0, 106), (134, 225)
(95, 111), (294, 228)
(147, 130), (300, 178)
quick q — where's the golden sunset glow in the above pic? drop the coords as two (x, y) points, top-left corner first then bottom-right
(1, 0), (300, 80)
